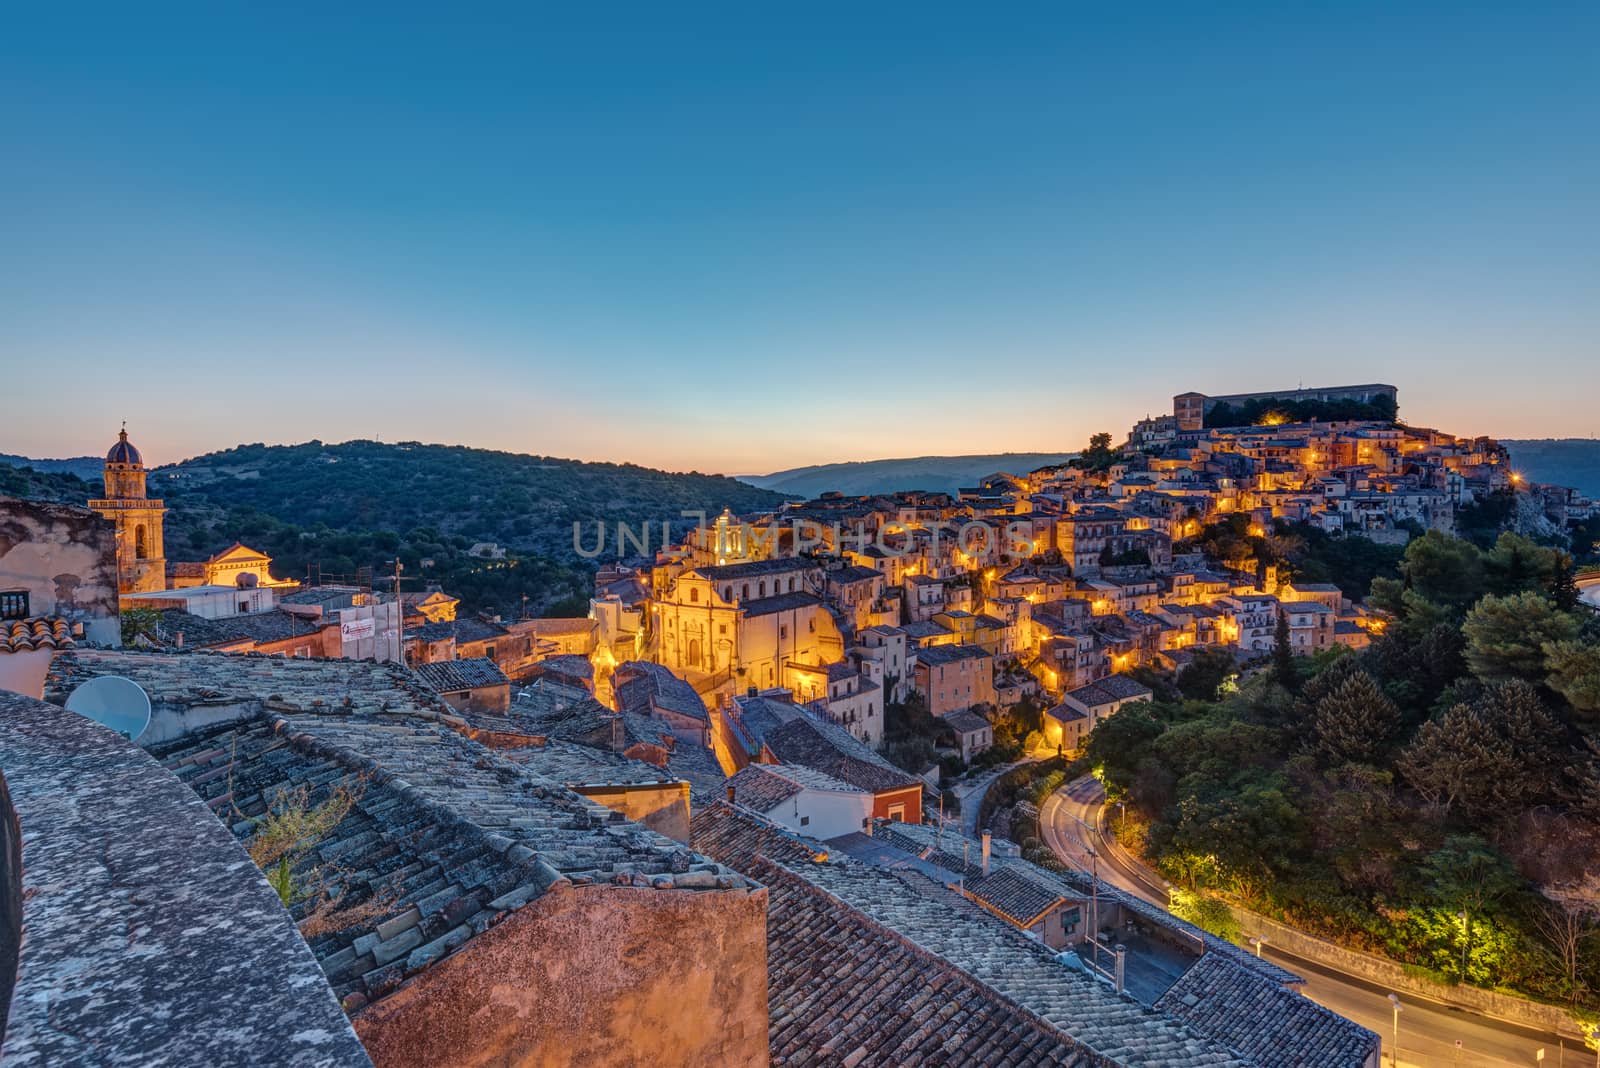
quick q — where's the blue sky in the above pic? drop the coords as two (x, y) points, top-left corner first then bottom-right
(3, 3), (1596, 473)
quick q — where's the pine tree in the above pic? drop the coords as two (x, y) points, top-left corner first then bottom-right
(1272, 609), (1296, 690)
(1306, 670), (1401, 766)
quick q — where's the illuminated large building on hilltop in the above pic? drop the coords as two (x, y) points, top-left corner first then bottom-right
(1174, 383), (1398, 431)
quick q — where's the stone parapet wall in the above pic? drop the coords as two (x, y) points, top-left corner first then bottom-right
(0, 691), (370, 1066)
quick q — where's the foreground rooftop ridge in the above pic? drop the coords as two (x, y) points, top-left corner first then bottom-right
(0, 690), (370, 1067)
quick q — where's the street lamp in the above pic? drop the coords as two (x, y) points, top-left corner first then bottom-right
(1458, 910), (1470, 981)
(1247, 935), (1267, 957)
(1387, 993), (1403, 1067)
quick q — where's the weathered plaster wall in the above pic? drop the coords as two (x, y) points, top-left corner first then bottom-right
(354, 882), (770, 1068)
(575, 781), (692, 843)
(0, 498), (120, 646)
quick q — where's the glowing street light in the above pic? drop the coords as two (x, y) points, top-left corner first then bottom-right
(1387, 993), (1403, 1067)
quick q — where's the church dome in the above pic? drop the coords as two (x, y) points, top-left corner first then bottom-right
(106, 428), (143, 466)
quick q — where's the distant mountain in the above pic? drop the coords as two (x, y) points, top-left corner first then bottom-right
(1503, 439), (1600, 497)
(0, 453), (103, 481)
(741, 452), (1077, 498)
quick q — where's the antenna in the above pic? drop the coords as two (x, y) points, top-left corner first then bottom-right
(65, 676), (152, 742)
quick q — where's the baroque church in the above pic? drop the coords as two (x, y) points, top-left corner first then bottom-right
(87, 426), (295, 596)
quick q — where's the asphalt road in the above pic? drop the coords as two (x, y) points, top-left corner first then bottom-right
(1040, 777), (1583, 1068)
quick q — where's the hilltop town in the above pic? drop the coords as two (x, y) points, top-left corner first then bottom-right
(3, 383), (1597, 1067)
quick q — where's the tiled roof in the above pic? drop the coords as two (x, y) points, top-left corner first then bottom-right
(153, 608), (327, 648)
(762, 716), (921, 794)
(881, 820), (1305, 988)
(0, 690), (369, 1068)
(409, 617), (509, 644)
(523, 616), (594, 636)
(1046, 703), (1089, 724)
(694, 558), (816, 581)
(413, 656), (509, 693)
(901, 621), (951, 639)
(1064, 674), (1153, 708)
(726, 765), (805, 811)
(0, 617), (74, 654)
(614, 661), (708, 722)
(690, 804), (1094, 1068)
(1156, 953), (1379, 1068)
(501, 683), (726, 798)
(742, 591), (824, 617)
(48, 650), (754, 1014)
(943, 710), (991, 735)
(729, 695), (803, 753)
(916, 643), (991, 666)
(536, 653), (594, 681)
(962, 867), (1068, 926)
(826, 565), (883, 585)
(796, 854), (1243, 1065)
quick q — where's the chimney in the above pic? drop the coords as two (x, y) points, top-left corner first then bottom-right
(1114, 944), (1127, 993)
(726, 784), (736, 805)
(981, 830), (991, 876)
(175, 631), (184, 648)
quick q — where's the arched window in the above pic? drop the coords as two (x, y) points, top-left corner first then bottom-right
(690, 587), (700, 603)
(134, 525), (147, 560)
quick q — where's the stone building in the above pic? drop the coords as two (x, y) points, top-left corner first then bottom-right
(0, 496), (121, 647)
(86, 425), (167, 594)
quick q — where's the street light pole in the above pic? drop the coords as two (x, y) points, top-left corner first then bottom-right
(1387, 993), (1403, 1067)
(1458, 910), (1470, 981)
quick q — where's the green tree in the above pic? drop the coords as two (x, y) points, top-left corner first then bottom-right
(1545, 640), (1600, 722)
(1176, 646), (1240, 702)
(1085, 704), (1166, 801)
(1071, 432), (1119, 473)
(1484, 532), (1567, 598)
(1272, 610), (1296, 689)
(1462, 591), (1581, 683)
(1399, 530), (1488, 611)
(1397, 681), (1565, 818)
(1305, 670), (1402, 766)
(1420, 836), (1523, 981)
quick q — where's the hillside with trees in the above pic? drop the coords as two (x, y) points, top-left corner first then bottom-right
(2, 440), (789, 618)
(1088, 530), (1600, 1011)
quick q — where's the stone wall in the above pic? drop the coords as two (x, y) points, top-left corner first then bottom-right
(1231, 908), (1584, 1039)
(0, 769), (19, 1039)
(0, 690), (371, 1066)
(0, 497), (120, 646)
(353, 882), (770, 1068)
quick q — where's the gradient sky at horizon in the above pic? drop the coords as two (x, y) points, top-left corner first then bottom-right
(3, 3), (1597, 475)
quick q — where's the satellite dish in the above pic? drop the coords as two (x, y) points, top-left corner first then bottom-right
(65, 676), (152, 742)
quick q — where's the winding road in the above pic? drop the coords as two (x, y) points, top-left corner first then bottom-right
(1040, 777), (1585, 1068)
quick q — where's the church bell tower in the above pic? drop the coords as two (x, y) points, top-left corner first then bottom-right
(89, 424), (167, 595)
